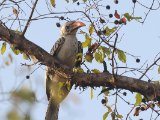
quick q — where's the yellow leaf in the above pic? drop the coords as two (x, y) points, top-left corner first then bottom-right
(23, 53), (29, 60)
(11, 45), (20, 55)
(89, 24), (94, 35)
(106, 105), (112, 112)
(90, 87), (94, 99)
(91, 69), (101, 73)
(66, 81), (71, 91)
(135, 93), (142, 106)
(82, 34), (92, 48)
(103, 112), (110, 120)
(11, 87), (35, 103)
(117, 49), (126, 63)
(1, 42), (6, 55)
(104, 27), (117, 36)
(7, 109), (20, 120)
(124, 13), (142, 21)
(117, 114), (123, 118)
(73, 67), (84, 73)
(50, 0), (56, 7)
(158, 66), (160, 74)
(94, 52), (104, 63)
(100, 87), (109, 96)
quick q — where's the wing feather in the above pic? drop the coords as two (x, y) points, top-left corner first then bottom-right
(50, 37), (65, 56)
(75, 41), (83, 67)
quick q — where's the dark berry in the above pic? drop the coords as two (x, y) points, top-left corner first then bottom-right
(132, 0), (137, 3)
(109, 14), (113, 18)
(123, 92), (127, 96)
(136, 58), (140, 63)
(56, 23), (61, 27)
(114, 0), (119, 4)
(114, 20), (119, 25)
(106, 5), (110, 10)
(151, 103), (155, 108)
(101, 99), (106, 104)
(97, 31), (102, 35)
(140, 107), (145, 111)
(88, 47), (92, 52)
(26, 75), (30, 79)
(118, 20), (122, 24)
(60, 16), (64, 20)
(77, 2), (80, 5)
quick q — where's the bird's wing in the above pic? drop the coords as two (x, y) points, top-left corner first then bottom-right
(50, 37), (65, 56)
(46, 71), (51, 100)
(75, 41), (83, 67)
(78, 41), (83, 54)
(46, 37), (65, 100)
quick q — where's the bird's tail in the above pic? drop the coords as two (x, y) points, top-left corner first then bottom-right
(45, 98), (59, 120)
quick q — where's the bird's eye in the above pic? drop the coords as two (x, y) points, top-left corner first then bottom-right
(65, 26), (70, 31)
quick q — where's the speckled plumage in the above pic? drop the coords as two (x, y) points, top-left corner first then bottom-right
(45, 21), (85, 120)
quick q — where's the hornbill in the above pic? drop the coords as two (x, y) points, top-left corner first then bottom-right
(45, 21), (85, 120)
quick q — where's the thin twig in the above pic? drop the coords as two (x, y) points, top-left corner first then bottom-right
(22, 0), (39, 36)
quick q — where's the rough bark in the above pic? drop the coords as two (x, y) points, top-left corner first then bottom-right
(0, 23), (160, 100)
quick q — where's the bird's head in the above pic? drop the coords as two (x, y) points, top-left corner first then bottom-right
(60, 21), (85, 36)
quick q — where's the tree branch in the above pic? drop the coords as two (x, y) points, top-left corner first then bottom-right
(72, 72), (160, 99)
(0, 22), (160, 100)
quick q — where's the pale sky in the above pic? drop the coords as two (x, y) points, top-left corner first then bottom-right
(0, 0), (160, 120)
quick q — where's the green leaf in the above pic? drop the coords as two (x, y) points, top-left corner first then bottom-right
(98, 46), (110, 58)
(83, 0), (87, 2)
(82, 34), (92, 48)
(117, 114), (123, 119)
(124, 13), (142, 21)
(23, 53), (29, 60)
(11, 46), (20, 55)
(103, 112), (110, 120)
(104, 27), (117, 36)
(98, 87), (109, 96)
(90, 88), (94, 99)
(1, 42), (6, 55)
(117, 49), (126, 63)
(124, 13), (132, 21)
(89, 24), (94, 35)
(66, 81), (71, 91)
(11, 87), (36, 103)
(58, 81), (65, 87)
(158, 66), (160, 74)
(106, 105), (112, 112)
(7, 109), (20, 120)
(111, 112), (115, 120)
(50, 0), (55, 7)
(135, 93), (142, 106)
(91, 69), (101, 73)
(95, 51), (104, 63)
(73, 67), (84, 73)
